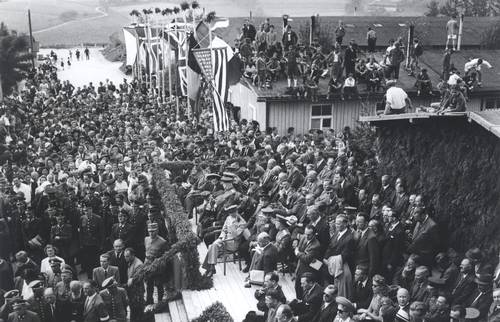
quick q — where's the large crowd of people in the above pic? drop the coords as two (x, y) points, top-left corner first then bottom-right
(0, 15), (497, 322)
(234, 17), (492, 114)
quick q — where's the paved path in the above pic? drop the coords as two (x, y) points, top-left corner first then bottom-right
(39, 47), (130, 88)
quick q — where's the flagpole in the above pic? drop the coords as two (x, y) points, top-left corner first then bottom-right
(167, 20), (173, 107)
(208, 19), (216, 132)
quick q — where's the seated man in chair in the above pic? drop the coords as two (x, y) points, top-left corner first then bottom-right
(202, 204), (247, 277)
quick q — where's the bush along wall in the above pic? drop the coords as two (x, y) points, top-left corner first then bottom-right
(375, 117), (500, 255)
(191, 301), (234, 322)
(132, 165), (213, 290)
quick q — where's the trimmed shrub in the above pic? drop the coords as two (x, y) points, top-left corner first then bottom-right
(191, 302), (234, 322)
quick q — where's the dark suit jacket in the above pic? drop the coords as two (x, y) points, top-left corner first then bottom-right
(92, 266), (120, 289)
(379, 185), (395, 205)
(338, 180), (355, 206)
(287, 167), (305, 190)
(451, 273), (477, 305)
(313, 301), (337, 322)
(298, 283), (323, 322)
(110, 223), (134, 247)
(106, 250), (128, 285)
(324, 229), (355, 268)
(312, 217), (330, 257)
(82, 294), (109, 322)
(382, 222), (405, 268)
(355, 229), (380, 277)
(408, 217), (439, 259)
(7, 310), (41, 322)
(410, 281), (431, 303)
(250, 243), (278, 274)
(296, 236), (322, 277)
(467, 289), (493, 320)
(352, 279), (373, 310)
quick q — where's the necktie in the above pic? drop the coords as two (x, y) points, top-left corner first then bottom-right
(104, 269), (108, 278)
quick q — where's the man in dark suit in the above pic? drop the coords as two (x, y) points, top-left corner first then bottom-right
(99, 277), (128, 322)
(294, 225), (322, 299)
(278, 181), (306, 219)
(107, 239), (128, 285)
(313, 284), (338, 322)
(245, 232), (278, 287)
(289, 272), (323, 322)
(284, 159), (305, 190)
(8, 299), (41, 322)
(352, 265), (372, 310)
(255, 272), (287, 313)
(354, 213), (380, 278)
(395, 288), (410, 322)
(410, 266), (431, 303)
(408, 207), (439, 266)
(92, 254), (120, 290)
(382, 208), (405, 281)
(379, 175), (395, 206)
(466, 274), (493, 320)
(82, 280), (109, 322)
(110, 211), (134, 247)
(451, 258), (477, 305)
(307, 207), (330, 257)
(336, 172), (356, 207)
(324, 214), (355, 285)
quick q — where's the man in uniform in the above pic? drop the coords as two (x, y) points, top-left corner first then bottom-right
(79, 203), (104, 278)
(144, 222), (168, 304)
(50, 212), (72, 263)
(8, 299), (41, 322)
(26, 280), (51, 322)
(99, 277), (128, 322)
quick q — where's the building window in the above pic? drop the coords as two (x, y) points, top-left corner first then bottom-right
(311, 104), (332, 130)
(484, 98), (498, 110)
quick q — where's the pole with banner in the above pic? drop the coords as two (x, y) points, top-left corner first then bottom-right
(457, 8), (464, 51)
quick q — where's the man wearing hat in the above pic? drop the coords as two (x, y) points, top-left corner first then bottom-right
(202, 204), (247, 278)
(50, 212), (72, 263)
(99, 277), (128, 322)
(466, 273), (493, 320)
(46, 258), (63, 289)
(26, 280), (51, 322)
(8, 299), (40, 322)
(78, 203), (104, 278)
(144, 222), (168, 304)
(1, 290), (21, 321)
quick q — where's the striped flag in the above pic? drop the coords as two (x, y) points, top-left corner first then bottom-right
(193, 47), (230, 132)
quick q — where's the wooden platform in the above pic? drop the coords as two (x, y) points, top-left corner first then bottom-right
(360, 109), (500, 140)
(359, 111), (468, 123)
(180, 220), (297, 322)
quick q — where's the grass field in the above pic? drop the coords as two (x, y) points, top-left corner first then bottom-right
(0, 0), (429, 47)
(0, 0), (101, 33)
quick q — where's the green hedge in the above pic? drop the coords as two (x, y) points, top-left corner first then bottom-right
(191, 302), (234, 322)
(375, 117), (500, 255)
(132, 165), (213, 290)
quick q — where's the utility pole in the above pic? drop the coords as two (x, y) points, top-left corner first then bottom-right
(28, 9), (35, 68)
(457, 9), (464, 51)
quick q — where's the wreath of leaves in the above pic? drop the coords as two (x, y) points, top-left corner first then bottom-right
(131, 165), (212, 290)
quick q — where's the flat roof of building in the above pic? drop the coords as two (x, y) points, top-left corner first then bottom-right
(242, 49), (500, 101)
(359, 109), (500, 139)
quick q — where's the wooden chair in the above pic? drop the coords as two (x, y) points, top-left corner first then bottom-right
(217, 238), (242, 276)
